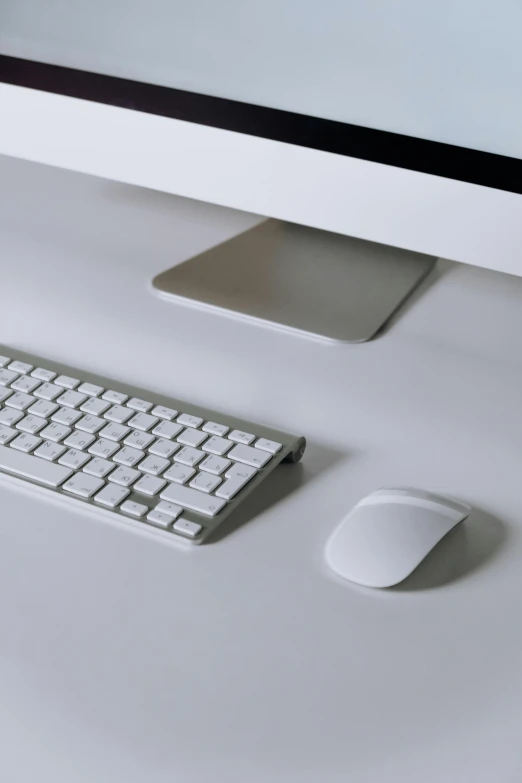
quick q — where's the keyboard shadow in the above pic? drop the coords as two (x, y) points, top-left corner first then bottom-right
(206, 441), (346, 543)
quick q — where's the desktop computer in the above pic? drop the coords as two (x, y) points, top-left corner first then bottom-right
(0, 0), (521, 542)
(2, 1), (522, 341)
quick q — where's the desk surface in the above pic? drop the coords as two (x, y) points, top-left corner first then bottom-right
(2, 154), (522, 783)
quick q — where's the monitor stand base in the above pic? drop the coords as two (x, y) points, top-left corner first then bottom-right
(152, 219), (436, 342)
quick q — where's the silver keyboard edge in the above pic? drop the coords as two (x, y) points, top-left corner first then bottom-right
(0, 470), (198, 547)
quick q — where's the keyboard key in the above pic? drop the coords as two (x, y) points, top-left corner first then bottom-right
(0, 426), (20, 445)
(160, 483), (226, 517)
(172, 518), (202, 538)
(124, 430), (155, 450)
(88, 438), (119, 459)
(152, 420), (183, 440)
(0, 408), (24, 427)
(203, 421), (229, 437)
(148, 438), (180, 459)
(51, 406), (83, 426)
(58, 449), (91, 470)
(227, 444), (271, 469)
(57, 390), (88, 409)
(146, 509), (175, 528)
(10, 433), (41, 453)
(121, 500), (148, 518)
(8, 360), (33, 375)
(155, 501), (182, 520)
(63, 430), (96, 450)
(255, 438), (282, 454)
(163, 463), (196, 485)
(16, 415), (47, 435)
(108, 466), (141, 487)
(0, 356), (10, 368)
(102, 390), (128, 405)
(215, 477), (250, 501)
(177, 413), (203, 429)
(62, 473), (104, 498)
(202, 436), (233, 456)
(83, 457), (114, 478)
(79, 397), (111, 416)
(174, 447), (205, 467)
(34, 382), (62, 401)
(189, 472), (222, 493)
(0, 444), (72, 486)
(33, 440), (67, 462)
(113, 446), (144, 467)
(134, 475), (166, 496)
(28, 399), (59, 419)
(228, 430), (255, 445)
(139, 455), (170, 476)
(5, 392), (35, 411)
(151, 405), (177, 421)
(75, 415), (106, 434)
(40, 422), (71, 442)
(0, 388), (13, 403)
(225, 463), (258, 480)
(94, 484), (129, 508)
(55, 375), (80, 389)
(104, 404), (134, 424)
(0, 369), (19, 386)
(78, 382), (104, 397)
(128, 412), (158, 432)
(199, 455), (231, 475)
(216, 464), (258, 499)
(31, 367), (56, 382)
(127, 398), (153, 412)
(177, 428), (207, 448)
(11, 375), (41, 394)
(99, 423), (131, 442)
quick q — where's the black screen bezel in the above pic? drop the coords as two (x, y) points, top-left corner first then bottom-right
(1, 53), (521, 196)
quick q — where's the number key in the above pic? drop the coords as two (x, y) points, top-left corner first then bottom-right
(8, 360), (33, 375)
(228, 430), (255, 445)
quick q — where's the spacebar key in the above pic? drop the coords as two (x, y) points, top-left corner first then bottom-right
(0, 445), (73, 487)
(160, 483), (227, 517)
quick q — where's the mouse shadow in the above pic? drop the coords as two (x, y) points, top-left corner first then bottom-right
(391, 506), (508, 592)
(207, 441), (348, 544)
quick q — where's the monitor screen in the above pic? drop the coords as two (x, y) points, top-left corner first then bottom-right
(1, 0), (521, 162)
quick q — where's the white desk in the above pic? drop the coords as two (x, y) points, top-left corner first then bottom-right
(1, 155), (522, 783)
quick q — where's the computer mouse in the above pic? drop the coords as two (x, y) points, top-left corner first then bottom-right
(325, 488), (471, 588)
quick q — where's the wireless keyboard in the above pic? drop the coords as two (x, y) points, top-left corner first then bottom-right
(0, 347), (306, 545)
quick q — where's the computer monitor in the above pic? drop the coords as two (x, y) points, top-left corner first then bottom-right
(1, 1), (521, 340)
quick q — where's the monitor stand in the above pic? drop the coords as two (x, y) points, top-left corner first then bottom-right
(152, 219), (436, 342)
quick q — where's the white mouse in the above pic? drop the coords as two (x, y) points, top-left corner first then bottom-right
(325, 488), (471, 588)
